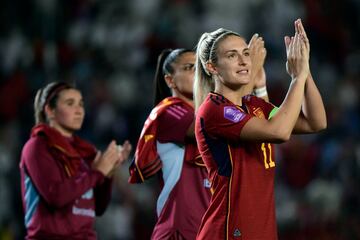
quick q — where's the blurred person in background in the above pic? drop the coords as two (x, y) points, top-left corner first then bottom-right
(193, 19), (326, 239)
(128, 49), (211, 240)
(19, 82), (132, 240)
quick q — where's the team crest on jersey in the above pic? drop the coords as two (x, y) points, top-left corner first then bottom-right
(224, 106), (245, 123)
(253, 107), (265, 119)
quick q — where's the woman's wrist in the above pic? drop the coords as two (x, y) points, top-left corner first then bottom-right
(254, 86), (268, 97)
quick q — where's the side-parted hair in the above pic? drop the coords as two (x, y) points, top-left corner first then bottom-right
(153, 48), (194, 106)
(194, 28), (242, 111)
(34, 82), (74, 124)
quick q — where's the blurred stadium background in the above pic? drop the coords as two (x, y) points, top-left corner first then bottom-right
(0, 0), (359, 239)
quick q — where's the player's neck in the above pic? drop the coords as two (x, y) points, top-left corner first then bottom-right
(215, 84), (247, 106)
(172, 92), (194, 107)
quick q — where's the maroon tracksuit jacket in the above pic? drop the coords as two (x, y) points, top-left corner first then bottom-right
(20, 125), (112, 240)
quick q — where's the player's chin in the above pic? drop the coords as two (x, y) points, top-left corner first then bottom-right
(236, 76), (250, 85)
(70, 122), (83, 131)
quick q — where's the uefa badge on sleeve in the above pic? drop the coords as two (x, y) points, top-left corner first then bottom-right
(224, 106), (245, 123)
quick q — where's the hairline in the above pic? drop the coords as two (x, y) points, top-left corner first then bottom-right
(209, 32), (245, 63)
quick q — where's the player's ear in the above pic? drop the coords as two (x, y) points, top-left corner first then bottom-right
(206, 61), (218, 75)
(164, 74), (176, 89)
(44, 104), (55, 121)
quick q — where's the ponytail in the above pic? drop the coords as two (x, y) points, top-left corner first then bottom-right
(153, 49), (172, 106)
(194, 33), (214, 111)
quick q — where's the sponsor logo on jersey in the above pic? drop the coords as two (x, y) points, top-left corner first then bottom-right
(233, 228), (241, 237)
(72, 206), (95, 217)
(81, 189), (93, 199)
(203, 178), (211, 188)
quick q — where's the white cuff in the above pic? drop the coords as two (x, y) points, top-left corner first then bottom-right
(254, 86), (267, 97)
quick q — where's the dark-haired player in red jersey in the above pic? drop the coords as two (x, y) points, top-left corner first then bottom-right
(20, 82), (132, 239)
(129, 49), (211, 240)
(193, 20), (326, 239)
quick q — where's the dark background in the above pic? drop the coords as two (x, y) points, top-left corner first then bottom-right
(0, 0), (359, 239)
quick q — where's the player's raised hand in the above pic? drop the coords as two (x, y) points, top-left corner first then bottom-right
(116, 140), (132, 165)
(249, 33), (266, 78)
(285, 19), (309, 80)
(105, 140), (132, 177)
(92, 140), (119, 176)
(295, 19), (310, 56)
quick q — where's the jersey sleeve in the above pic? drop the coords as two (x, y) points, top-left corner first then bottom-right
(157, 103), (194, 143)
(201, 102), (252, 142)
(22, 137), (104, 208)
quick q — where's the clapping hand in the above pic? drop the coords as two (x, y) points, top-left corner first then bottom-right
(249, 33), (267, 88)
(284, 19), (310, 80)
(92, 140), (132, 177)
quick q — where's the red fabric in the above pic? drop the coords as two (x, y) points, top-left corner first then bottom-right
(129, 97), (204, 183)
(195, 93), (278, 240)
(151, 160), (211, 240)
(20, 125), (111, 239)
(132, 97), (211, 239)
(30, 124), (97, 177)
(157, 104), (194, 143)
(157, 103), (204, 167)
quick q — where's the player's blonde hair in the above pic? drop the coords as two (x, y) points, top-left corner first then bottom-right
(194, 28), (242, 111)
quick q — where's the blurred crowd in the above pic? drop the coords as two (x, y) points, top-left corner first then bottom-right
(0, 0), (359, 239)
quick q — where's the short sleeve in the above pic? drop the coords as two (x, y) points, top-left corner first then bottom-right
(201, 103), (252, 142)
(157, 103), (194, 143)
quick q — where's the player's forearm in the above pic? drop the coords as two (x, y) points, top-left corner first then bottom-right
(301, 73), (327, 131)
(94, 177), (113, 216)
(269, 76), (307, 140)
(253, 68), (269, 102)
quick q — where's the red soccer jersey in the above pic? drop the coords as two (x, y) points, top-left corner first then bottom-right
(150, 99), (211, 240)
(195, 92), (277, 240)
